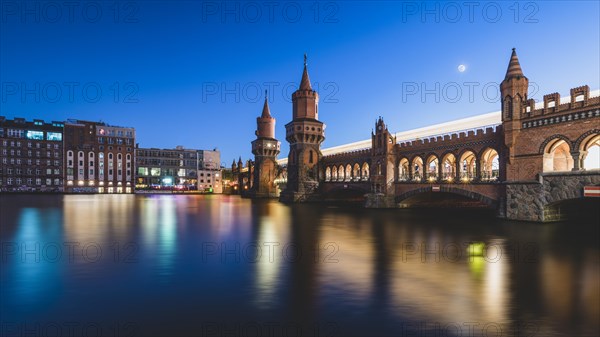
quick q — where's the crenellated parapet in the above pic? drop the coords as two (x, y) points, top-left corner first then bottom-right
(322, 148), (371, 165)
(397, 125), (503, 154)
(521, 85), (599, 119)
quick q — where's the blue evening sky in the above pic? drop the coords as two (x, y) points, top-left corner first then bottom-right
(1, 1), (599, 165)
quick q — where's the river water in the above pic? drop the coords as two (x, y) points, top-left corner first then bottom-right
(1, 194), (598, 337)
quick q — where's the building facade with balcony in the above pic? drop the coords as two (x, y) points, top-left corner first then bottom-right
(0, 116), (65, 192)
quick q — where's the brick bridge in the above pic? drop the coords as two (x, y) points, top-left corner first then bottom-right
(236, 50), (600, 222)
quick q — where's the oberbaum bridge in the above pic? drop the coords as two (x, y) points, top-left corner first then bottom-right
(231, 49), (600, 222)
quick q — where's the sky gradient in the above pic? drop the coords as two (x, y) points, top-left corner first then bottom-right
(1, 1), (599, 165)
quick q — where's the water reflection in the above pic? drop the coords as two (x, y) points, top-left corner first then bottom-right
(0, 195), (597, 336)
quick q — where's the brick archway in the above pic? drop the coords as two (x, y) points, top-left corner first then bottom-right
(395, 186), (497, 207)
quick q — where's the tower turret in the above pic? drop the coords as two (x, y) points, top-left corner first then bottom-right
(250, 92), (281, 198)
(500, 48), (529, 122)
(292, 54), (319, 120)
(280, 55), (326, 202)
(500, 48), (529, 178)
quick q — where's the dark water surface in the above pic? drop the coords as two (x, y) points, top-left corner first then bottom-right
(1, 194), (598, 337)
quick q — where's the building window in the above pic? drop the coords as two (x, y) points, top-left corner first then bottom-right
(47, 132), (62, 141)
(25, 131), (43, 140)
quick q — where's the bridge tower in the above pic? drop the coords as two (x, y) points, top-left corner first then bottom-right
(280, 55), (326, 203)
(371, 117), (396, 193)
(250, 92), (281, 198)
(501, 48), (529, 180)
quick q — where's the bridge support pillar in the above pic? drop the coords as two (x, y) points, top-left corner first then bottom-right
(364, 193), (396, 208)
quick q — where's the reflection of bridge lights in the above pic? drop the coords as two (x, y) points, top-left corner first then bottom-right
(468, 242), (485, 256)
(428, 177), (436, 182)
(469, 256), (485, 278)
(447, 178), (454, 182)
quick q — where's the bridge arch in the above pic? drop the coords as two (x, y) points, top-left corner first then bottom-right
(479, 147), (500, 181)
(395, 186), (497, 207)
(440, 151), (457, 182)
(425, 153), (439, 181)
(541, 135), (574, 172)
(410, 155), (424, 182)
(458, 149), (477, 181)
(361, 162), (370, 179)
(344, 164), (352, 181)
(398, 157), (410, 181)
(575, 129), (600, 170)
(352, 163), (360, 180)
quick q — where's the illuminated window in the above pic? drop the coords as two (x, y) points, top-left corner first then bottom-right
(26, 130), (44, 140)
(47, 132), (62, 141)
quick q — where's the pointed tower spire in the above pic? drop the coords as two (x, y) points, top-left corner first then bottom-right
(299, 53), (312, 90)
(261, 90), (271, 118)
(505, 48), (525, 80)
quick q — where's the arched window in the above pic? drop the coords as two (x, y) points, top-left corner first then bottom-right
(325, 167), (331, 181)
(345, 164), (352, 181)
(426, 155), (438, 181)
(353, 163), (360, 180)
(398, 158), (409, 181)
(503, 96), (513, 120)
(581, 134), (600, 170)
(441, 153), (456, 182)
(338, 165), (344, 181)
(361, 162), (369, 180)
(459, 151), (476, 181)
(543, 139), (573, 172)
(480, 148), (499, 181)
(411, 157), (423, 182)
(332, 166), (338, 181)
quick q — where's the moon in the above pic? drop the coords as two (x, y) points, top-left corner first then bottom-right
(458, 64), (466, 73)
